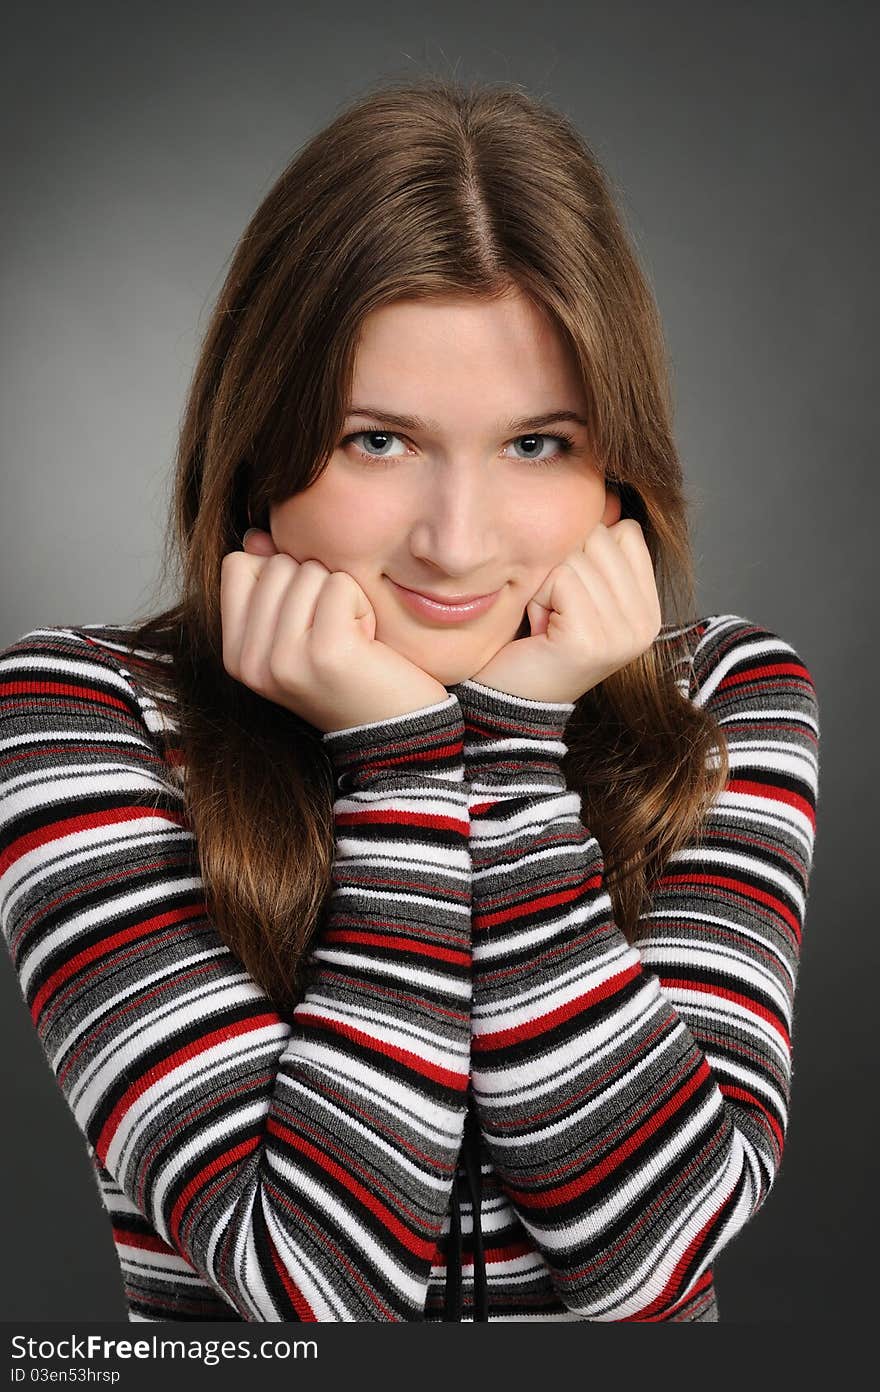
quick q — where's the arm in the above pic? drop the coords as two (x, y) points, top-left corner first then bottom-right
(453, 614), (819, 1321)
(0, 626), (472, 1321)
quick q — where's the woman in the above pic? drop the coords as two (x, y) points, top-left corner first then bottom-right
(0, 76), (820, 1322)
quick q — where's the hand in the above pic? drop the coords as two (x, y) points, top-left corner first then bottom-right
(468, 519), (663, 704)
(221, 529), (449, 733)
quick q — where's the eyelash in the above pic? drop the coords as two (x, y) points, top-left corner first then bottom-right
(340, 427), (577, 469)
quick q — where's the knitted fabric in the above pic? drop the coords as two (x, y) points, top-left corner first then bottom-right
(0, 614), (819, 1321)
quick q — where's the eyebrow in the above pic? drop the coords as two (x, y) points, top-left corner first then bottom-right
(345, 405), (591, 434)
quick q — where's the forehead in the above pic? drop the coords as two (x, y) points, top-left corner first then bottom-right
(349, 293), (585, 416)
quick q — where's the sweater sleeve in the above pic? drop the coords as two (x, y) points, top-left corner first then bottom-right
(0, 626), (472, 1321)
(451, 613), (820, 1322)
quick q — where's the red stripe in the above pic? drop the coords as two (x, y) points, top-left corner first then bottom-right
(261, 1176), (396, 1321)
(168, 1135), (262, 1244)
(484, 1239), (536, 1264)
(473, 874), (603, 931)
(719, 1081), (784, 1153)
(621, 1192), (737, 1320)
(718, 660), (811, 690)
(0, 678), (133, 715)
(504, 1057), (713, 1207)
(471, 958), (642, 1053)
(321, 928), (470, 967)
(659, 975), (791, 1048)
(431, 1236), (535, 1267)
(267, 1116), (438, 1261)
(624, 1263), (718, 1322)
(0, 804), (184, 877)
(94, 1012), (281, 1160)
(335, 808), (468, 834)
(267, 1235), (317, 1321)
(725, 777), (816, 829)
(112, 1227), (176, 1254)
(359, 738), (464, 769)
(295, 1009), (469, 1091)
(31, 901), (206, 1022)
(659, 870), (802, 941)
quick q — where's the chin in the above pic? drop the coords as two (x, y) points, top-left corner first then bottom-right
(376, 611), (527, 683)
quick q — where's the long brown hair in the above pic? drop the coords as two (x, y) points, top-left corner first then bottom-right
(121, 75), (728, 1017)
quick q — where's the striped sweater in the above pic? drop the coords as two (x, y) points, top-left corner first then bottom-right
(0, 614), (820, 1322)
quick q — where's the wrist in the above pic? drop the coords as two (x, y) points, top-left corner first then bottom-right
(322, 692), (466, 794)
(452, 678), (574, 787)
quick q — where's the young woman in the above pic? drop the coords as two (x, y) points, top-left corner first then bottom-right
(0, 76), (820, 1323)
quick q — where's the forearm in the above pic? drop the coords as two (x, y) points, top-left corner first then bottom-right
(454, 652), (816, 1321)
(0, 630), (473, 1322)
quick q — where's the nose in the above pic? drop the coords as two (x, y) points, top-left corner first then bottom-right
(406, 459), (500, 578)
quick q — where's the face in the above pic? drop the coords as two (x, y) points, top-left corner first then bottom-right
(269, 289), (622, 686)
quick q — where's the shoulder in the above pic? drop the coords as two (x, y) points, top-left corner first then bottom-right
(656, 613), (819, 724)
(0, 622), (179, 741)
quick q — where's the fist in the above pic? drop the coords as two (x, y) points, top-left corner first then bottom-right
(469, 519), (662, 704)
(220, 530), (450, 733)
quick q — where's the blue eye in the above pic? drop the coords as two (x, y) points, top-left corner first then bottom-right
(505, 433), (576, 466)
(340, 428), (576, 468)
(342, 430), (408, 463)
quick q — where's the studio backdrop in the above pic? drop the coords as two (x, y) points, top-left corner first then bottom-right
(0, 0), (875, 1325)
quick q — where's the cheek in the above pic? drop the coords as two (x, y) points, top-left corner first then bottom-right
(274, 479), (402, 567)
(512, 508), (579, 563)
(534, 480), (608, 547)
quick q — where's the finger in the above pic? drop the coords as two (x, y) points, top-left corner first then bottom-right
(532, 560), (615, 644)
(238, 554), (320, 681)
(606, 520), (662, 624)
(242, 527), (279, 557)
(583, 521), (655, 626)
(557, 553), (625, 643)
(220, 551), (271, 674)
(308, 569), (375, 660)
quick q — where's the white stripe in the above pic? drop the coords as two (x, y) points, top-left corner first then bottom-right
(307, 945), (472, 999)
(278, 1043), (464, 1143)
(265, 1148), (427, 1311)
(471, 890), (616, 963)
(472, 975), (669, 1098)
(297, 995), (470, 1073)
(691, 633), (798, 706)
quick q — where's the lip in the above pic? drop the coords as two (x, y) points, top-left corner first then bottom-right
(389, 578), (502, 624)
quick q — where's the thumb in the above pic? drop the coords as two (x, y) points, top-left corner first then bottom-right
(242, 527), (279, 556)
(526, 597), (550, 638)
(311, 569), (377, 645)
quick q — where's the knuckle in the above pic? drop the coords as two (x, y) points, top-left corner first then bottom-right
(265, 552), (295, 573)
(220, 552), (241, 584)
(267, 645), (298, 688)
(310, 641), (344, 677)
(237, 644), (265, 689)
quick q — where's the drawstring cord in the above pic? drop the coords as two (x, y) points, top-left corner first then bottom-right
(442, 1097), (488, 1321)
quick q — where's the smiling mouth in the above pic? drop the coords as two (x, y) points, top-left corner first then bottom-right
(393, 582), (499, 605)
(388, 578), (503, 622)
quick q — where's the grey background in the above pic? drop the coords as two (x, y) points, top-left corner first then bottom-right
(1, 0), (875, 1322)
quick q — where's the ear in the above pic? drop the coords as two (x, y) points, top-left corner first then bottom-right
(602, 484), (623, 526)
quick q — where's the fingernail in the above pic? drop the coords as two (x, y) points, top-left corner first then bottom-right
(242, 528), (256, 545)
